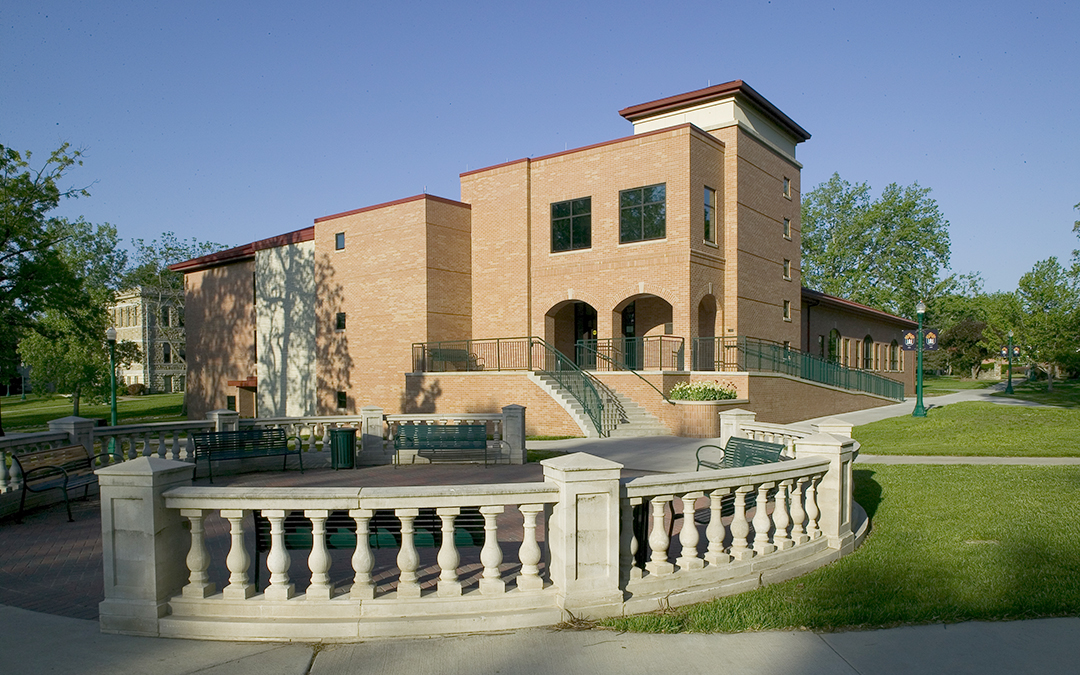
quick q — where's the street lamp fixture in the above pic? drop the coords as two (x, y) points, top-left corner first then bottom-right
(1005, 330), (1014, 395)
(912, 301), (927, 418)
(106, 327), (118, 429)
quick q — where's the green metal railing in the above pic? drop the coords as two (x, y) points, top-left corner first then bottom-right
(574, 336), (685, 371)
(411, 337), (611, 436)
(692, 336), (905, 401)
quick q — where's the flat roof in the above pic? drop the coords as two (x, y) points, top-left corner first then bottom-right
(618, 80), (811, 142)
(169, 226), (314, 273)
(802, 287), (917, 328)
(314, 193), (469, 224)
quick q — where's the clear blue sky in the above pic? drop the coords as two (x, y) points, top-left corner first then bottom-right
(4, 1), (1078, 293)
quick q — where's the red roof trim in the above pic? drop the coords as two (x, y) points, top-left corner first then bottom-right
(314, 193), (470, 223)
(618, 80), (811, 142)
(169, 227), (315, 273)
(227, 377), (258, 388)
(802, 288), (917, 328)
(461, 124), (716, 179)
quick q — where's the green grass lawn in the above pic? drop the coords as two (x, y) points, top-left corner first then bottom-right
(921, 374), (995, 395)
(854, 401), (1080, 457)
(605, 464), (1080, 633)
(0, 393), (186, 431)
(991, 378), (1080, 408)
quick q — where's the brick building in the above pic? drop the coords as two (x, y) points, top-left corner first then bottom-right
(172, 81), (916, 434)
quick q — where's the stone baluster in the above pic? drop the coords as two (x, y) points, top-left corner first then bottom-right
(806, 475), (821, 539)
(480, 505), (505, 594)
(436, 507), (462, 597)
(518, 504), (544, 591)
(349, 509), (375, 599)
(790, 476), (809, 544)
(704, 488), (731, 565)
(773, 480), (793, 550)
(676, 492), (704, 570)
(181, 509), (216, 598)
(263, 510), (295, 600)
(306, 510), (333, 600)
(0, 450), (10, 493)
(646, 496), (674, 575)
(221, 509), (254, 599)
(752, 483), (776, 556)
(626, 497), (644, 581)
(729, 487), (753, 561)
(396, 508), (421, 598)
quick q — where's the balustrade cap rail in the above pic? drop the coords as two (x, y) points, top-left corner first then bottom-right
(624, 457), (830, 498)
(164, 486), (363, 510)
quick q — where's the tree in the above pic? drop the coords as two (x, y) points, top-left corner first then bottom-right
(1015, 257), (1080, 392)
(802, 173), (953, 318)
(939, 317), (991, 380)
(19, 220), (137, 415)
(0, 143), (89, 435)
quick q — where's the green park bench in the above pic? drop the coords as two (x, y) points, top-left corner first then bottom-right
(190, 428), (303, 483)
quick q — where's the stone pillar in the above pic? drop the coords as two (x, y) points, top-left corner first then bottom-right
(501, 404), (526, 465)
(98, 456), (195, 636)
(718, 408), (756, 445)
(360, 406), (385, 461)
(48, 416), (97, 454)
(793, 433), (856, 554)
(811, 418), (854, 439)
(206, 409), (239, 432)
(541, 453), (624, 617)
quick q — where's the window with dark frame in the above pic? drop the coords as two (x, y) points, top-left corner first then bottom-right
(783, 177), (791, 198)
(335, 232), (345, 250)
(704, 186), (716, 245)
(336, 312), (346, 331)
(783, 217), (791, 239)
(620, 184), (666, 243)
(162, 342), (172, 364)
(783, 259), (791, 280)
(551, 197), (592, 252)
(226, 395), (236, 411)
(783, 299), (791, 321)
(336, 391), (347, 410)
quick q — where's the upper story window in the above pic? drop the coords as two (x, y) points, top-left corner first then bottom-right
(163, 342), (172, 364)
(335, 312), (346, 331)
(783, 299), (792, 321)
(335, 232), (345, 250)
(704, 187), (717, 245)
(160, 307), (171, 327)
(783, 177), (791, 199)
(620, 183), (666, 244)
(783, 259), (791, 280)
(551, 197), (592, 252)
(783, 217), (791, 240)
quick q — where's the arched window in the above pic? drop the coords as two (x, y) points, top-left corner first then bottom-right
(863, 336), (874, 370)
(828, 329), (841, 363)
(890, 340), (899, 371)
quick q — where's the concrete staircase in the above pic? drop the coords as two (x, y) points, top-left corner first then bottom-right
(528, 373), (671, 438)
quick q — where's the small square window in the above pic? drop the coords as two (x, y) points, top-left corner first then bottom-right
(783, 259), (791, 280)
(336, 312), (346, 331)
(336, 391), (347, 410)
(551, 197), (592, 252)
(783, 177), (791, 199)
(783, 217), (791, 240)
(783, 299), (792, 321)
(335, 232), (345, 250)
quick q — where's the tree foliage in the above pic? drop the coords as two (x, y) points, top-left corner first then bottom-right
(801, 173), (952, 318)
(1015, 257), (1080, 391)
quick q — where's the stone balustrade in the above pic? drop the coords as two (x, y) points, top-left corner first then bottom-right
(97, 431), (860, 641)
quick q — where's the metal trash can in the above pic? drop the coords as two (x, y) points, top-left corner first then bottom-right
(329, 427), (357, 470)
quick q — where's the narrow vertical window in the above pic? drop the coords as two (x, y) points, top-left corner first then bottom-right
(335, 232), (345, 250)
(163, 342), (172, 364)
(336, 391), (347, 410)
(783, 299), (791, 321)
(704, 186), (716, 245)
(227, 395), (237, 411)
(161, 307), (170, 327)
(336, 312), (346, 331)
(783, 177), (791, 198)
(783, 217), (791, 239)
(783, 259), (791, 280)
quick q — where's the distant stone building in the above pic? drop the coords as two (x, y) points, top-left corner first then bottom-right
(110, 286), (187, 394)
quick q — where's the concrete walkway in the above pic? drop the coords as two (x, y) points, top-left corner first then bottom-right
(3, 382), (1078, 674)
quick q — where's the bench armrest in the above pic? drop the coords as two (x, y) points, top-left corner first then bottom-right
(89, 452), (126, 467)
(287, 435), (304, 450)
(695, 444), (725, 470)
(22, 464), (72, 485)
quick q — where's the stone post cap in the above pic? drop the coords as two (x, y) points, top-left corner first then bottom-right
(360, 405), (384, 412)
(48, 416), (98, 429)
(96, 456), (194, 483)
(812, 418), (854, 436)
(501, 404), (525, 411)
(795, 432), (856, 455)
(718, 408), (756, 418)
(206, 409), (238, 417)
(541, 452), (622, 481)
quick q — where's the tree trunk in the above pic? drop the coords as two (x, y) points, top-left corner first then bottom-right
(971, 364), (980, 380)
(1047, 366), (1055, 392)
(72, 388), (81, 416)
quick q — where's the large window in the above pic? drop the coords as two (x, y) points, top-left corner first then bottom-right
(551, 197), (591, 252)
(704, 187), (716, 245)
(620, 184), (666, 243)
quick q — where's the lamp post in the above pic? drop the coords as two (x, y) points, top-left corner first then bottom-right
(20, 362), (26, 401)
(912, 301), (927, 418)
(106, 327), (117, 428)
(1005, 330), (1014, 395)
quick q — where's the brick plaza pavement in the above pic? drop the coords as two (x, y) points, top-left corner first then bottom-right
(0, 461), (660, 620)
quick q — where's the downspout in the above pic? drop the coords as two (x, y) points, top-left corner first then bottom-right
(804, 296), (820, 354)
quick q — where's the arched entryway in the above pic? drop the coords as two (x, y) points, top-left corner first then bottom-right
(695, 295), (719, 370)
(611, 294), (677, 370)
(545, 300), (597, 367)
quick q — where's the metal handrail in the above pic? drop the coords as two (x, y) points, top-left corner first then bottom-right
(528, 337), (609, 437)
(573, 341), (672, 404)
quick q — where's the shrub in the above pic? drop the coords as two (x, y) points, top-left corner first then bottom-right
(668, 380), (738, 401)
(127, 383), (147, 396)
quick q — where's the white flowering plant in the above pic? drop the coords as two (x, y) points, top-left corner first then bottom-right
(667, 380), (738, 401)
